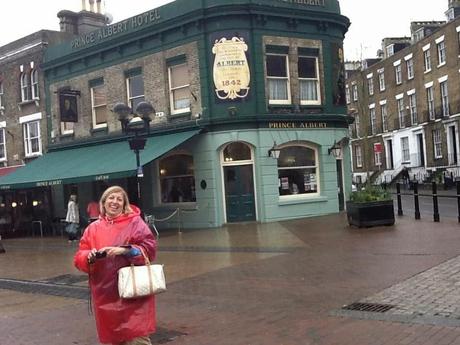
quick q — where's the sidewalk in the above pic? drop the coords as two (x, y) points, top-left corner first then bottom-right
(2, 213), (460, 344)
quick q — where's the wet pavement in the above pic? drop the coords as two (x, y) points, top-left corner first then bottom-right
(2, 213), (460, 344)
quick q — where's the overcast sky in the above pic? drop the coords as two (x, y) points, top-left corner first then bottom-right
(0, 0), (449, 61)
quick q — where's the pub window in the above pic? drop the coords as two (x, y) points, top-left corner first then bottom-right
(277, 145), (319, 197)
(126, 71), (145, 111)
(298, 55), (320, 105)
(159, 154), (196, 204)
(90, 83), (107, 129)
(223, 142), (252, 162)
(266, 53), (291, 104)
(168, 63), (191, 115)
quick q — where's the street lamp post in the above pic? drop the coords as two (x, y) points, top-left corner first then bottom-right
(112, 101), (154, 211)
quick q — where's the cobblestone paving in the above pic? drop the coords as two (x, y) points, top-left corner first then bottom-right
(338, 254), (460, 326)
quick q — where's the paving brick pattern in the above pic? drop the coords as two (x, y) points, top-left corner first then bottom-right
(3, 214), (460, 344)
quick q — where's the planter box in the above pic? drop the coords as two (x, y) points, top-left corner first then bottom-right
(346, 200), (395, 228)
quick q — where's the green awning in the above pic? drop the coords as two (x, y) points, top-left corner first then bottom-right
(0, 129), (200, 190)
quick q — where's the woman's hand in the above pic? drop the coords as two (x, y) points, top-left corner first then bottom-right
(98, 246), (130, 257)
(87, 248), (98, 264)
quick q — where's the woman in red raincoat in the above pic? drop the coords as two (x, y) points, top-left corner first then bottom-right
(74, 186), (157, 345)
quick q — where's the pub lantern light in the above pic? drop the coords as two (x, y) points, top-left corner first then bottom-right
(268, 141), (281, 159)
(328, 141), (342, 158)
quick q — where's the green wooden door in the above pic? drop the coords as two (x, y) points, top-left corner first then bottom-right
(224, 164), (256, 222)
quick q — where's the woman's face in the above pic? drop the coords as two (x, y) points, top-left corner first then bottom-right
(104, 191), (125, 218)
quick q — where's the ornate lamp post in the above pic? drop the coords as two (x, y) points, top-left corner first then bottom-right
(112, 101), (154, 211)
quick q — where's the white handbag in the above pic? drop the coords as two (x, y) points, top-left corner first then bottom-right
(117, 247), (166, 299)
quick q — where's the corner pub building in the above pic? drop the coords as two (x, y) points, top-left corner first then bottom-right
(0, 0), (352, 231)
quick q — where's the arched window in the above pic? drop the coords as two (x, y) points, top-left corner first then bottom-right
(159, 154), (196, 204)
(31, 69), (39, 99)
(222, 142), (252, 162)
(20, 72), (31, 102)
(277, 145), (319, 196)
(0, 81), (4, 109)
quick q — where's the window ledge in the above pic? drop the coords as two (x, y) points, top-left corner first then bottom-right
(18, 99), (39, 107)
(278, 195), (328, 206)
(60, 132), (74, 139)
(169, 111), (191, 119)
(91, 126), (108, 135)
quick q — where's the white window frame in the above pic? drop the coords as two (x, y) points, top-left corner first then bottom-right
(406, 58), (414, 80)
(401, 137), (410, 162)
(355, 113), (360, 137)
(266, 53), (291, 105)
(352, 83), (358, 101)
(433, 129), (442, 158)
(31, 69), (39, 100)
(436, 37), (446, 66)
(355, 145), (363, 168)
(378, 70), (385, 91)
(20, 72), (31, 102)
(90, 84), (108, 129)
(385, 44), (394, 57)
(374, 143), (382, 166)
(423, 45), (432, 72)
(425, 83), (435, 120)
(23, 120), (42, 157)
(126, 73), (145, 112)
(0, 127), (6, 161)
(168, 63), (191, 114)
(440, 79), (449, 117)
(380, 101), (388, 132)
(408, 91), (417, 125)
(277, 144), (320, 199)
(0, 82), (3, 110)
(367, 73), (374, 96)
(345, 85), (350, 104)
(298, 55), (320, 105)
(369, 104), (376, 135)
(396, 95), (405, 128)
(395, 63), (402, 85)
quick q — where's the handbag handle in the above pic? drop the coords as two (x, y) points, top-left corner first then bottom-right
(131, 245), (151, 265)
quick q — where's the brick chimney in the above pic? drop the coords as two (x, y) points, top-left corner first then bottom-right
(58, 0), (107, 35)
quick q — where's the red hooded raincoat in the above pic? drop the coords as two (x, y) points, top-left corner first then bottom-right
(74, 206), (157, 344)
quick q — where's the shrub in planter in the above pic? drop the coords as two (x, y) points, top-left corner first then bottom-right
(347, 186), (395, 228)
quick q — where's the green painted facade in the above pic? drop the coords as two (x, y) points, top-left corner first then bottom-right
(40, 0), (351, 228)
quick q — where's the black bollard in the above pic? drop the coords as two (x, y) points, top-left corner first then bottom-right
(414, 182), (420, 220)
(457, 181), (460, 223)
(396, 183), (403, 216)
(432, 182), (440, 222)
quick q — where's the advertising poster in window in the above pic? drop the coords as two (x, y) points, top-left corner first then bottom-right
(331, 43), (346, 106)
(211, 31), (251, 102)
(59, 93), (78, 122)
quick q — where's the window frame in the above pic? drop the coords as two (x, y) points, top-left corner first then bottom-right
(90, 84), (108, 129)
(367, 75), (374, 96)
(0, 128), (6, 161)
(355, 145), (363, 168)
(158, 152), (196, 205)
(406, 58), (414, 80)
(440, 80), (449, 117)
(266, 53), (291, 105)
(168, 62), (191, 115)
(423, 49), (432, 72)
(31, 69), (39, 100)
(381, 103), (388, 132)
(408, 93), (417, 125)
(397, 97), (405, 128)
(433, 129), (442, 158)
(126, 73), (145, 112)
(23, 120), (42, 157)
(369, 106), (376, 135)
(426, 85), (435, 120)
(401, 137), (410, 162)
(277, 144), (320, 199)
(20, 72), (32, 102)
(0, 82), (4, 109)
(437, 40), (446, 66)
(394, 63), (402, 85)
(378, 70), (385, 91)
(298, 55), (321, 105)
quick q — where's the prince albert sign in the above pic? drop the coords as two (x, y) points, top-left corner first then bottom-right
(59, 92), (79, 122)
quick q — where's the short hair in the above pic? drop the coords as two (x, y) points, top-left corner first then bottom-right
(69, 194), (77, 202)
(99, 186), (133, 216)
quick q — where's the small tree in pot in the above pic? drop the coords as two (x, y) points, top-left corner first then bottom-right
(347, 186), (395, 228)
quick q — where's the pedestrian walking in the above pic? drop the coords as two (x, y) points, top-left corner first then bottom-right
(86, 198), (100, 223)
(65, 194), (80, 243)
(74, 185), (157, 345)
